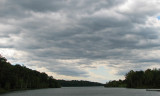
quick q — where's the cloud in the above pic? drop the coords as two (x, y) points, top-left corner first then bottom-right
(0, 0), (160, 82)
(49, 66), (89, 77)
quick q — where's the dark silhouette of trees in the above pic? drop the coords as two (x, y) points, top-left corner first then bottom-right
(104, 80), (126, 87)
(0, 55), (60, 92)
(58, 80), (104, 87)
(105, 69), (160, 88)
(126, 69), (160, 88)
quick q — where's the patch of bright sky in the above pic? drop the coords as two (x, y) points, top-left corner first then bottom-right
(0, 48), (15, 57)
(89, 66), (124, 83)
(12, 62), (24, 66)
(157, 16), (160, 20)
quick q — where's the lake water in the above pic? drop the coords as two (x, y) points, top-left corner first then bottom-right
(1, 87), (160, 96)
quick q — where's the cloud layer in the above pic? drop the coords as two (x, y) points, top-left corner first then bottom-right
(0, 0), (160, 83)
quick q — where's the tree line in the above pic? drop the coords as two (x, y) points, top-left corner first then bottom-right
(126, 69), (160, 88)
(58, 80), (104, 87)
(105, 69), (160, 88)
(0, 55), (60, 92)
(104, 80), (126, 87)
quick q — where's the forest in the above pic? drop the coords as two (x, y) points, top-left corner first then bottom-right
(105, 69), (160, 88)
(0, 55), (60, 93)
(104, 80), (126, 87)
(0, 55), (104, 93)
(58, 80), (104, 87)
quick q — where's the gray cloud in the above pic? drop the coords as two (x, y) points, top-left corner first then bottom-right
(48, 66), (89, 77)
(1, 0), (160, 81)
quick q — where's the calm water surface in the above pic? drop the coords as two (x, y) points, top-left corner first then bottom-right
(1, 87), (160, 96)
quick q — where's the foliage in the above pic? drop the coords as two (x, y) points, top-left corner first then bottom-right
(125, 69), (160, 88)
(0, 55), (61, 92)
(58, 80), (104, 87)
(105, 69), (160, 88)
(104, 80), (126, 87)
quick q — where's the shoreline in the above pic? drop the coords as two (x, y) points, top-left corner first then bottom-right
(0, 87), (61, 94)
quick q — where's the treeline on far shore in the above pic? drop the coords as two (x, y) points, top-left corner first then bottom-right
(105, 69), (160, 88)
(0, 55), (61, 93)
(57, 80), (104, 87)
(0, 55), (104, 94)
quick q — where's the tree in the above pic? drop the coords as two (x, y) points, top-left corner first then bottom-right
(0, 55), (61, 92)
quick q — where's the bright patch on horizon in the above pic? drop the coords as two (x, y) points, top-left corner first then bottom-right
(89, 66), (123, 82)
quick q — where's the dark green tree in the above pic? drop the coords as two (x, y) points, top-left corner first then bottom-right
(0, 55), (61, 93)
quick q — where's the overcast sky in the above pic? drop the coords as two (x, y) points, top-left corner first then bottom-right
(0, 0), (160, 83)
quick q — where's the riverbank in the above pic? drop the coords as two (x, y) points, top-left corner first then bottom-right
(0, 88), (32, 94)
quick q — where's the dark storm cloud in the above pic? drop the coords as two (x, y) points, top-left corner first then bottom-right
(1, 0), (160, 78)
(8, 0), (66, 12)
(7, 0), (125, 12)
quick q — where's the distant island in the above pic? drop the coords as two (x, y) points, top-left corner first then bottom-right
(105, 69), (160, 88)
(57, 80), (104, 87)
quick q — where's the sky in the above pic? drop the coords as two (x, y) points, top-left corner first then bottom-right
(0, 0), (160, 83)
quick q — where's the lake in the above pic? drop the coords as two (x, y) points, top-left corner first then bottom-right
(0, 87), (160, 96)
